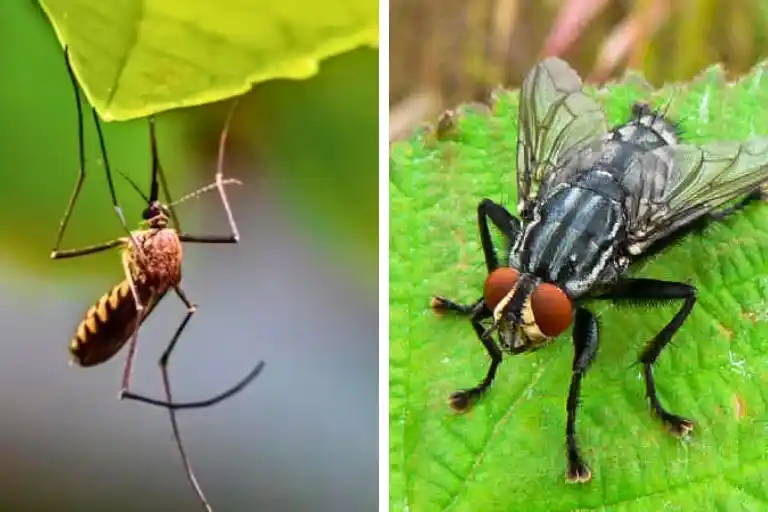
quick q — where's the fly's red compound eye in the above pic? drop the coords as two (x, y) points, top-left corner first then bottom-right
(530, 283), (573, 337)
(483, 267), (521, 309)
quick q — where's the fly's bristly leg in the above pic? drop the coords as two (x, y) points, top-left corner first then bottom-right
(565, 307), (600, 484)
(476, 198), (522, 273)
(597, 278), (697, 436)
(52, 47), (145, 262)
(709, 188), (765, 221)
(179, 100), (241, 245)
(431, 296), (483, 315)
(431, 199), (522, 312)
(449, 300), (502, 411)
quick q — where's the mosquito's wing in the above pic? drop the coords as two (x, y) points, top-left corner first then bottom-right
(624, 138), (768, 255)
(516, 57), (608, 220)
(70, 282), (167, 367)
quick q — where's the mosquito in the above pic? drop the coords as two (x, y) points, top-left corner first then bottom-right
(51, 47), (263, 511)
(432, 57), (768, 483)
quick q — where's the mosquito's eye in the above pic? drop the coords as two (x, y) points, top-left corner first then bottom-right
(530, 283), (573, 337)
(142, 207), (153, 220)
(483, 267), (521, 309)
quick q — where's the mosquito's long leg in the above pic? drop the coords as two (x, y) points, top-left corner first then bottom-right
(122, 361), (265, 409)
(179, 99), (241, 244)
(121, 286), (265, 409)
(91, 106), (146, 264)
(120, 286), (262, 510)
(118, 254), (147, 398)
(156, 287), (211, 512)
(53, 47), (145, 262)
(52, 47), (87, 256)
(52, 238), (125, 259)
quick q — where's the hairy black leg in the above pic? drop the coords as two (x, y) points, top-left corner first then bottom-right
(596, 278), (697, 435)
(565, 307), (600, 484)
(448, 301), (502, 411)
(431, 199), (521, 311)
(431, 296), (483, 315)
(475, 198), (522, 273)
(709, 188), (764, 220)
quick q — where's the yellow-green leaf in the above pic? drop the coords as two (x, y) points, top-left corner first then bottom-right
(39, 0), (378, 120)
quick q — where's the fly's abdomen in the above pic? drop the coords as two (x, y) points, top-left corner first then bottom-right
(606, 102), (680, 151)
(70, 280), (160, 367)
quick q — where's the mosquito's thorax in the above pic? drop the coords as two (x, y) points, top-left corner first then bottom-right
(125, 226), (183, 292)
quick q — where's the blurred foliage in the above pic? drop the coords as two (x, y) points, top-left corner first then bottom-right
(39, 0), (378, 120)
(390, 0), (768, 139)
(390, 62), (768, 509)
(0, 1), (377, 286)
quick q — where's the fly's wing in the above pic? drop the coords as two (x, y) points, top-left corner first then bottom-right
(516, 57), (608, 220)
(625, 138), (768, 255)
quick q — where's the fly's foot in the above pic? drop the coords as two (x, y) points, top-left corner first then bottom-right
(431, 296), (473, 315)
(565, 457), (592, 484)
(449, 388), (484, 412)
(659, 411), (694, 436)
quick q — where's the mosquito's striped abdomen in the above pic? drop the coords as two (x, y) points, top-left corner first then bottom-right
(70, 280), (162, 367)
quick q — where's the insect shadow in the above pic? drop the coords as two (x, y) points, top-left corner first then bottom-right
(51, 47), (264, 511)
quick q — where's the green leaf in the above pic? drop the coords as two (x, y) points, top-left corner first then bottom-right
(38, 0), (378, 121)
(390, 62), (768, 511)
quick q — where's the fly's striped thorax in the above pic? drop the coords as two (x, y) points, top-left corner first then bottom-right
(513, 178), (626, 298)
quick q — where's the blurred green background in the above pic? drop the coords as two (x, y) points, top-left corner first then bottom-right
(0, 1), (377, 511)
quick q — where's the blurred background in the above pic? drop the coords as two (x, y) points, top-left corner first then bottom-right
(390, 0), (768, 140)
(0, 2), (377, 511)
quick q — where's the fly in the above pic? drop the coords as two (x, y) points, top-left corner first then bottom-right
(52, 47), (263, 511)
(432, 57), (768, 483)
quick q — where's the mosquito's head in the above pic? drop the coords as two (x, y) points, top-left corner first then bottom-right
(482, 268), (573, 351)
(142, 200), (170, 229)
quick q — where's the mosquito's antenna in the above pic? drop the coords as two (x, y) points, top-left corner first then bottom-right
(113, 168), (150, 203)
(169, 178), (243, 207)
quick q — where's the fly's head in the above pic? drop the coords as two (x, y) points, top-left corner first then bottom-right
(142, 200), (170, 230)
(483, 267), (573, 351)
